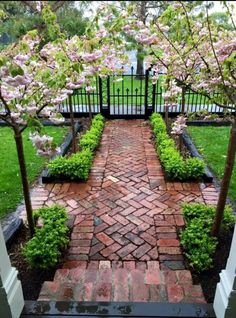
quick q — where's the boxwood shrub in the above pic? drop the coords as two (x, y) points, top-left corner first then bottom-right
(150, 113), (204, 180)
(22, 205), (69, 269)
(48, 114), (104, 180)
(180, 203), (235, 272)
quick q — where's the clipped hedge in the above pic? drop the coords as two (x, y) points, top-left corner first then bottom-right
(150, 113), (204, 180)
(22, 205), (69, 269)
(180, 203), (235, 272)
(48, 114), (104, 180)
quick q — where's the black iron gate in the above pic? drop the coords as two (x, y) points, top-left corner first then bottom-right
(100, 67), (153, 118)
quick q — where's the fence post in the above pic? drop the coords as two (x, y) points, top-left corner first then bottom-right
(106, 75), (110, 118)
(152, 78), (156, 114)
(144, 69), (150, 118)
(98, 77), (103, 114)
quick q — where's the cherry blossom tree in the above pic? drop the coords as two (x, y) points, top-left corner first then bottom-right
(0, 3), (127, 236)
(124, 1), (236, 236)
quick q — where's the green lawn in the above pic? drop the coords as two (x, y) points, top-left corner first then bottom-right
(0, 126), (68, 218)
(188, 126), (236, 205)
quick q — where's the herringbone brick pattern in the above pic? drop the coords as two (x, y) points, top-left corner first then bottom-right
(23, 120), (219, 302)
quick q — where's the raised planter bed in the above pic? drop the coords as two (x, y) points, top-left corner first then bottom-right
(182, 131), (213, 183)
(187, 120), (232, 126)
(41, 122), (81, 183)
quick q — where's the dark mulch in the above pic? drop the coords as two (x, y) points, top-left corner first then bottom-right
(7, 224), (63, 300)
(191, 228), (234, 303)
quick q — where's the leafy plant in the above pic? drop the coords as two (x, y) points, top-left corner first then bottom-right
(22, 205), (69, 269)
(150, 113), (204, 180)
(180, 203), (235, 272)
(48, 148), (93, 180)
(48, 114), (104, 180)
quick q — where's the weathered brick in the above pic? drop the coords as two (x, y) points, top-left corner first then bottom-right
(96, 233), (114, 246)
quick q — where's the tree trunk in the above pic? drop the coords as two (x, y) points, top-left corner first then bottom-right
(165, 106), (169, 128)
(87, 92), (92, 122)
(14, 131), (35, 237)
(211, 116), (236, 236)
(136, 46), (144, 79)
(181, 87), (186, 114)
(69, 95), (77, 153)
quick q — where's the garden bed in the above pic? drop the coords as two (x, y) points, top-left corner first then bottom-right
(7, 224), (61, 300)
(42, 114), (105, 184)
(193, 227), (234, 303)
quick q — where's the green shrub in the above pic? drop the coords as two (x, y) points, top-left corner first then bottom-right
(48, 114), (104, 180)
(150, 113), (204, 180)
(23, 205), (69, 269)
(48, 148), (93, 180)
(185, 158), (205, 179)
(180, 203), (235, 272)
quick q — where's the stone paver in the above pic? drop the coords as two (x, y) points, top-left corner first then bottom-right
(22, 120), (219, 302)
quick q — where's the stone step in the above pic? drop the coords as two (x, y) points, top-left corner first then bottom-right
(38, 265), (206, 303)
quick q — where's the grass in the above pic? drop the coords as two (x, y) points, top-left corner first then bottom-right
(188, 126), (236, 206)
(0, 126), (68, 219)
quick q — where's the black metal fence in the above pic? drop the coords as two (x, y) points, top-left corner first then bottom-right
(0, 67), (233, 118)
(59, 67), (235, 118)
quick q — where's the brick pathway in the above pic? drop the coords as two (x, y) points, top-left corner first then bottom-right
(26, 120), (219, 302)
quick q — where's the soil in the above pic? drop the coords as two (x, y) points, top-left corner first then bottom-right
(7, 224), (63, 300)
(191, 228), (234, 303)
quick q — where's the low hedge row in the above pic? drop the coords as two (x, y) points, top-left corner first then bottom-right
(48, 114), (104, 180)
(180, 203), (235, 272)
(23, 205), (69, 269)
(150, 113), (204, 180)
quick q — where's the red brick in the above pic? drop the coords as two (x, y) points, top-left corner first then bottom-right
(93, 269), (112, 301)
(145, 269), (161, 285)
(89, 243), (105, 256)
(100, 214), (117, 226)
(133, 208), (148, 216)
(117, 243), (137, 258)
(114, 269), (129, 301)
(174, 215), (185, 227)
(71, 232), (93, 239)
(63, 261), (87, 269)
(123, 261), (135, 270)
(159, 247), (182, 255)
(140, 199), (155, 209)
(113, 214), (129, 225)
(167, 285), (184, 302)
(140, 232), (157, 246)
(130, 270), (149, 301)
(126, 215), (143, 225)
(87, 261), (99, 270)
(148, 247), (159, 259)
(132, 243), (152, 259)
(69, 240), (91, 247)
(96, 233), (114, 246)
(157, 239), (180, 247)
(125, 233), (144, 245)
(120, 206), (136, 216)
(100, 243), (121, 257)
(74, 226), (94, 233)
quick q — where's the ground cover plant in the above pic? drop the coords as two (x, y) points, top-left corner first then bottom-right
(180, 203), (235, 272)
(0, 126), (67, 219)
(150, 113), (204, 180)
(48, 114), (104, 180)
(188, 126), (236, 206)
(23, 204), (69, 269)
